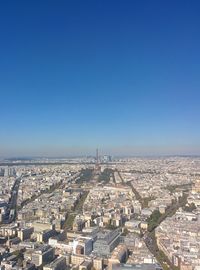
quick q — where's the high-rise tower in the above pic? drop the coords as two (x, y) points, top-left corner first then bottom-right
(96, 148), (99, 164)
(95, 148), (101, 172)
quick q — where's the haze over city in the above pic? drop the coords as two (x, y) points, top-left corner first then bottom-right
(1, 0), (200, 157)
(1, 2), (200, 270)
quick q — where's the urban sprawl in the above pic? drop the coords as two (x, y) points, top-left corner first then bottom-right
(0, 155), (200, 270)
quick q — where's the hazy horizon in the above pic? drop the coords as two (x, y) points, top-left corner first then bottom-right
(1, 144), (200, 159)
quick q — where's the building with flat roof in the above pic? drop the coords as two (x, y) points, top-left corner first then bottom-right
(18, 227), (34, 241)
(112, 263), (162, 270)
(43, 256), (66, 270)
(31, 245), (55, 267)
(93, 229), (121, 256)
(73, 236), (93, 255)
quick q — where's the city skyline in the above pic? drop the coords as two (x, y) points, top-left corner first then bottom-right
(1, 145), (200, 159)
(1, 1), (200, 157)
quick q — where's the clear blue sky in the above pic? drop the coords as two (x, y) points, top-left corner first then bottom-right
(0, 0), (200, 157)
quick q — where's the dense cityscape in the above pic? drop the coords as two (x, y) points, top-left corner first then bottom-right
(0, 153), (199, 270)
(1, 1), (200, 270)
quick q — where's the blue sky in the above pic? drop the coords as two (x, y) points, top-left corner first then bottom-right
(0, 1), (200, 157)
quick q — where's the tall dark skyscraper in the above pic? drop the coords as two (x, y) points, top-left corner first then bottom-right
(96, 148), (99, 164)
